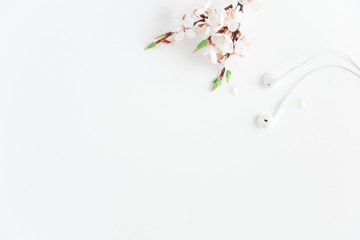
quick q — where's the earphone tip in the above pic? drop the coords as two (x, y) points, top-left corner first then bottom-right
(257, 114), (273, 128)
(262, 73), (276, 88)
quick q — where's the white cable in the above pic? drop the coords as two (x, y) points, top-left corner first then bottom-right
(258, 64), (360, 128)
(281, 65), (360, 106)
(277, 50), (360, 80)
(263, 50), (360, 88)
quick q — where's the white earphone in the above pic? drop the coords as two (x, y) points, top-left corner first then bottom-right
(258, 64), (360, 129)
(262, 50), (360, 88)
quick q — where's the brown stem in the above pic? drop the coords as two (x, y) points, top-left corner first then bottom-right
(219, 67), (226, 79)
(193, 18), (206, 26)
(232, 29), (241, 43)
(224, 2), (244, 12)
(224, 4), (233, 11)
(156, 32), (174, 44)
(217, 26), (228, 34)
(239, 3), (244, 12)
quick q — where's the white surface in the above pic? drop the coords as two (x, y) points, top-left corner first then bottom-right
(1, 0), (360, 239)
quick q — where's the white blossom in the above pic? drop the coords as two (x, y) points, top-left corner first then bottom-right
(193, 0), (211, 15)
(194, 24), (212, 38)
(212, 33), (233, 53)
(227, 18), (239, 32)
(202, 45), (219, 64)
(171, 14), (196, 41)
(146, 0), (258, 91)
(224, 4), (244, 32)
(239, 0), (261, 10)
(206, 8), (226, 33)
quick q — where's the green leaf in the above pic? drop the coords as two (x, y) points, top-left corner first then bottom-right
(193, 40), (208, 53)
(145, 42), (156, 50)
(226, 70), (232, 83)
(211, 77), (222, 91)
(154, 34), (165, 39)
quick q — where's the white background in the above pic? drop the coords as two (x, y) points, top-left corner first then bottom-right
(1, 0), (360, 239)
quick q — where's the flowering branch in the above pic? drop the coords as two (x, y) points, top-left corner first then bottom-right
(145, 32), (174, 50)
(145, 0), (258, 91)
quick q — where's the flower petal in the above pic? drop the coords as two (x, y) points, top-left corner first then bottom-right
(185, 29), (196, 39)
(228, 19), (239, 32)
(183, 16), (194, 28)
(213, 34), (234, 53)
(205, 26), (211, 36)
(170, 19), (183, 32)
(195, 9), (205, 15)
(222, 34), (234, 53)
(175, 31), (185, 41)
(210, 47), (218, 64)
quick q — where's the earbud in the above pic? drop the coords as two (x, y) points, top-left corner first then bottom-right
(262, 69), (297, 88)
(262, 73), (279, 88)
(257, 114), (273, 128)
(257, 99), (287, 129)
(258, 65), (360, 129)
